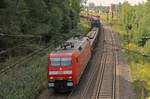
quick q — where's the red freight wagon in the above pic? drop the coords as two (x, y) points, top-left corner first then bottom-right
(47, 37), (91, 91)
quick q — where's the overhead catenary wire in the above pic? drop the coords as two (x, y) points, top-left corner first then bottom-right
(0, 31), (70, 55)
(0, 41), (55, 74)
(0, 33), (41, 38)
(0, 39), (37, 55)
(0, 39), (66, 75)
(0, 29), (78, 75)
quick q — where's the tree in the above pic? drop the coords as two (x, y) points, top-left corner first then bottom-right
(0, 0), (6, 8)
(135, 0), (150, 46)
(121, 2), (136, 28)
(0, 0), (82, 48)
(144, 40), (150, 55)
(141, 0), (150, 31)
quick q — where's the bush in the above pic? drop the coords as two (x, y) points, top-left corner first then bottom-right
(144, 40), (150, 55)
(137, 28), (150, 46)
(0, 54), (48, 99)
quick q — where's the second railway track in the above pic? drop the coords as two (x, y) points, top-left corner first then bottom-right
(90, 24), (118, 99)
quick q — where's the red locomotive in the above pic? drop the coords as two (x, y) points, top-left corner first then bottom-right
(47, 24), (100, 92)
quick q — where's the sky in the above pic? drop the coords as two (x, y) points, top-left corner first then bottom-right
(86, 0), (147, 6)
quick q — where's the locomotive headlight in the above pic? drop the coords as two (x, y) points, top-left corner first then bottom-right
(50, 77), (54, 80)
(68, 76), (72, 79)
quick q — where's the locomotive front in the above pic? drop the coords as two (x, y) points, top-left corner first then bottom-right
(47, 52), (76, 91)
(47, 37), (92, 92)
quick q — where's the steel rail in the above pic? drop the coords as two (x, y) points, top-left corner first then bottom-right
(95, 54), (107, 99)
(94, 27), (117, 99)
(94, 26), (112, 99)
(111, 31), (117, 99)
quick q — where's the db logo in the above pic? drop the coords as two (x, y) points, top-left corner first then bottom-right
(60, 68), (62, 70)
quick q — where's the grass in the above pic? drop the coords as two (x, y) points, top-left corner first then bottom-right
(0, 18), (90, 99)
(111, 21), (150, 99)
(0, 46), (53, 99)
(127, 48), (150, 99)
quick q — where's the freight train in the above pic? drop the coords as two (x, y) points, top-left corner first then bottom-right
(80, 14), (101, 28)
(47, 17), (101, 92)
(91, 17), (101, 28)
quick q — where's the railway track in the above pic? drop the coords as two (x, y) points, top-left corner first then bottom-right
(89, 24), (118, 99)
(91, 53), (107, 99)
(112, 31), (117, 99)
(77, 26), (107, 99)
(38, 24), (122, 99)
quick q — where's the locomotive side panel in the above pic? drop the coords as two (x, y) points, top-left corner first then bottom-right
(71, 51), (79, 85)
(76, 42), (91, 83)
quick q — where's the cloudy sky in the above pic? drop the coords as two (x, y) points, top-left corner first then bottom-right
(86, 0), (147, 6)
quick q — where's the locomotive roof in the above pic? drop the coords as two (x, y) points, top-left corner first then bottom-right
(51, 37), (88, 54)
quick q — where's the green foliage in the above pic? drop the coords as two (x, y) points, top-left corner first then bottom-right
(119, 1), (150, 47)
(144, 40), (150, 55)
(137, 28), (150, 46)
(0, 54), (49, 99)
(0, 0), (6, 8)
(121, 2), (136, 30)
(106, 1), (150, 98)
(0, 0), (84, 98)
(126, 43), (150, 99)
(61, 8), (72, 33)
(121, 2), (131, 25)
(142, 0), (150, 31)
(0, 0), (81, 47)
(49, 7), (62, 33)
(132, 80), (146, 99)
(77, 18), (91, 36)
(0, 17), (91, 99)
(134, 4), (144, 28)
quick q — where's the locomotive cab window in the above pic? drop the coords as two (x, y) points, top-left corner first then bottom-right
(50, 57), (72, 66)
(61, 57), (72, 66)
(50, 58), (61, 66)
